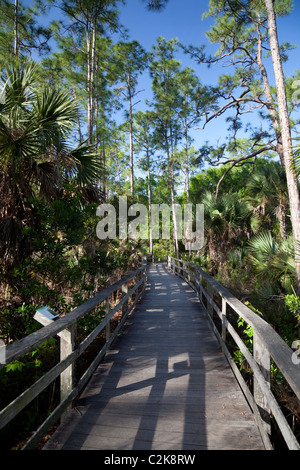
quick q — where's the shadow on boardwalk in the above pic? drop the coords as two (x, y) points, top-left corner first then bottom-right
(44, 264), (264, 450)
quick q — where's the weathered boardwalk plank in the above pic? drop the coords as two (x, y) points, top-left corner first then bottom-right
(43, 263), (265, 450)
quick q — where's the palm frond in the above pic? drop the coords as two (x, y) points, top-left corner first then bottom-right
(34, 87), (78, 137)
(0, 117), (42, 169)
(248, 232), (295, 287)
(0, 61), (37, 120)
(294, 143), (300, 177)
(64, 142), (103, 186)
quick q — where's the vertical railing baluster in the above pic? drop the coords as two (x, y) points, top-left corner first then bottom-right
(198, 270), (203, 303)
(105, 296), (110, 342)
(122, 282), (128, 317)
(60, 322), (76, 421)
(221, 297), (227, 342)
(207, 282), (214, 317)
(253, 331), (271, 437)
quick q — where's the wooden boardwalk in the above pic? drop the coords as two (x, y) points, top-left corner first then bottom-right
(44, 263), (265, 450)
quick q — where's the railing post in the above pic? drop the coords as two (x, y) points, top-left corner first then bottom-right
(122, 281), (128, 316)
(105, 297), (110, 342)
(143, 266), (147, 292)
(34, 307), (76, 421)
(207, 281), (214, 317)
(60, 322), (76, 420)
(198, 270), (203, 303)
(187, 263), (191, 284)
(139, 269), (144, 295)
(142, 257), (147, 294)
(253, 330), (271, 437)
(221, 298), (227, 342)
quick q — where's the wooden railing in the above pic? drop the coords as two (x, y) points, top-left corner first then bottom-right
(0, 262), (147, 450)
(168, 256), (300, 450)
(146, 255), (168, 264)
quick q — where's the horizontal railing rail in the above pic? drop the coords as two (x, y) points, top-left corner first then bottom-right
(168, 256), (300, 451)
(0, 263), (148, 450)
(146, 255), (168, 264)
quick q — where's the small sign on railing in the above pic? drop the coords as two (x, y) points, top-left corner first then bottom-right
(34, 306), (60, 326)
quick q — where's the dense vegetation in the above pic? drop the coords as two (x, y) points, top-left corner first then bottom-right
(0, 0), (299, 450)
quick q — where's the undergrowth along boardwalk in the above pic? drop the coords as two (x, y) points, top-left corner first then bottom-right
(44, 263), (265, 450)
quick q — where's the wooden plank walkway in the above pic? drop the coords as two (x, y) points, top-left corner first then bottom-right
(43, 263), (265, 450)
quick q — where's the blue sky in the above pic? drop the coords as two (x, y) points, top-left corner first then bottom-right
(115, 0), (300, 153)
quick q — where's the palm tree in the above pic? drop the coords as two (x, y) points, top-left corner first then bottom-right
(245, 162), (289, 239)
(248, 231), (296, 295)
(0, 60), (102, 269)
(200, 191), (253, 273)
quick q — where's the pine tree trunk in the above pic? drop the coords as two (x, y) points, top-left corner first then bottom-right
(14, 0), (18, 56)
(129, 109), (134, 197)
(128, 78), (134, 197)
(102, 137), (107, 201)
(86, 21), (91, 145)
(184, 119), (191, 256)
(256, 22), (285, 168)
(147, 148), (153, 257)
(184, 119), (190, 203)
(90, 20), (96, 145)
(73, 75), (82, 144)
(116, 144), (121, 192)
(265, 0), (300, 295)
(168, 124), (179, 258)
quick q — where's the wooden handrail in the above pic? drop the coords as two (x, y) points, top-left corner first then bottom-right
(168, 256), (300, 451)
(0, 264), (148, 450)
(146, 255), (168, 263)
